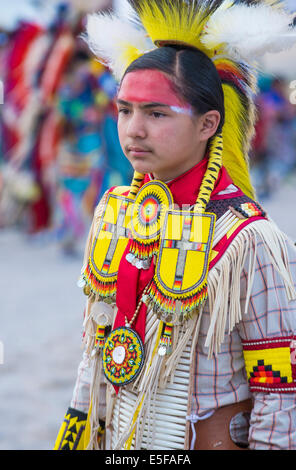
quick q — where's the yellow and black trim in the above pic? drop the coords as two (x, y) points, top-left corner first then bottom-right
(54, 408), (87, 450)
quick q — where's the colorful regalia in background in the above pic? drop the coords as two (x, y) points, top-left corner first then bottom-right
(0, 0), (294, 250)
(54, 52), (131, 254)
(0, 2), (132, 251)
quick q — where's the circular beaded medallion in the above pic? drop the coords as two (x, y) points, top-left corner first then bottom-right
(131, 181), (173, 241)
(102, 327), (145, 386)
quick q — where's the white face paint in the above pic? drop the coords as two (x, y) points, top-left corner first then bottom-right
(170, 105), (193, 116)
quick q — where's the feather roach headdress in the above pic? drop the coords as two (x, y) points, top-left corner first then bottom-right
(84, 0), (295, 199)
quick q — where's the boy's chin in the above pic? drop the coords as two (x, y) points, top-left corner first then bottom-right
(131, 162), (155, 176)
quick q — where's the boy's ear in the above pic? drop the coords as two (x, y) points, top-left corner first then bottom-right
(199, 110), (221, 142)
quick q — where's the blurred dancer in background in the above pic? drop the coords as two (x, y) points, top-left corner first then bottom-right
(55, 48), (130, 254)
(251, 77), (296, 199)
(0, 1), (131, 252)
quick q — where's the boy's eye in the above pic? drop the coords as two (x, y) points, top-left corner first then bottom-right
(151, 111), (166, 118)
(118, 108), (130, 115)
(117, 108), (166, 118)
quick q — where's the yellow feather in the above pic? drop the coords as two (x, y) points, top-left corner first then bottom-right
(134, 1), (210, 55)
(122, 45), (144, 72)
(222, 84), (255, 199)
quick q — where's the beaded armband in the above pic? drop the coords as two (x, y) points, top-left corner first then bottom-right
(242, 336), (296, 393)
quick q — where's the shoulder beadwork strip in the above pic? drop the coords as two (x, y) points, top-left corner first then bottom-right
(233, 201), (266, 219)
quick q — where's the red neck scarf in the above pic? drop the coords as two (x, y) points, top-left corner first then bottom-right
(113, 157), (233, 343)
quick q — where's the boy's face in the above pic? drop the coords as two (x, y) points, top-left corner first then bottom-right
(116, 69), (212, 182)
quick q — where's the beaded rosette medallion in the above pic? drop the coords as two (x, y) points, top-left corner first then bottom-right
(102, 327), (145, 386)
(128, 180), (173, 267)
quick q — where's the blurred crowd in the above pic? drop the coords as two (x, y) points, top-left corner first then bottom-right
(251, 75), (296, 200)
(0, 1), (132, 254)
(0, 1), (295, 254)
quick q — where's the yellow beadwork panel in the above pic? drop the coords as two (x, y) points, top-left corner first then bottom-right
(190, 213), (214, 243)
(164, 212), (183, 240)
(91, 194), (132, 276)
(158, 248), (179, 288)
(182, 251), (206, 290)
(156, 211), (215, 294)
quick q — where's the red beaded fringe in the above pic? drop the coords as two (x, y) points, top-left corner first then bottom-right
(83, 262), (117, 298)
(128, 238), (160, 260)
(146, 278), (208, 318)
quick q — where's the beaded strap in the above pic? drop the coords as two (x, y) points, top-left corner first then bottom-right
(128, 171), (145, 200)
(194, 133), (223, 212)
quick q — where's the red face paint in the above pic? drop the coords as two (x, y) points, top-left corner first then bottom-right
(118, 69), (191, 110)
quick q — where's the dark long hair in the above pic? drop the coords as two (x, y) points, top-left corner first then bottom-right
(121, 46), (225, 135)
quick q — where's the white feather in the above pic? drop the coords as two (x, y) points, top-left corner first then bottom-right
(201, 3), (296, 61)
(84, 12), (154, 81)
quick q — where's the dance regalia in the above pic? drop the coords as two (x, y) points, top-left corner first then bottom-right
(54, 0), (296, 450)
(54, 157), (296, 450)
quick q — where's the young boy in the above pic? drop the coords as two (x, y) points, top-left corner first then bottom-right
(54, 0), (296, 450)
